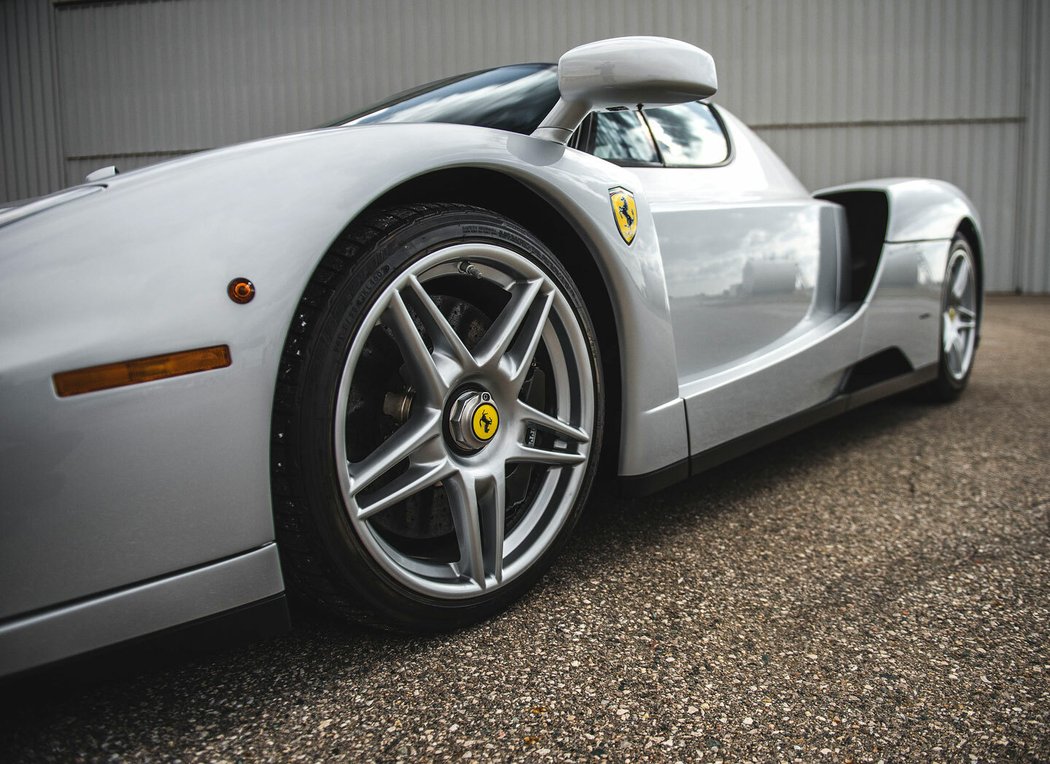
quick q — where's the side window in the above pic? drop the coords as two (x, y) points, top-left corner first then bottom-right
(592, 110), (660, 165)
(643, 102), (730, 166)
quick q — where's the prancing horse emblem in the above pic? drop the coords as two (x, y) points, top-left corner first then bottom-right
(471, 402), (499, 441)
(609, 186), (638, 245)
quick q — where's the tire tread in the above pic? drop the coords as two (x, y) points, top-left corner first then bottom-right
(272, 202), (475, 627)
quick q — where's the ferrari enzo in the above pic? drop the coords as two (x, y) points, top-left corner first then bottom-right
(0, 37), (983, 676)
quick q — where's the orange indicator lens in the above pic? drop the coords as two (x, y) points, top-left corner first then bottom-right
(228, 278), (255, 304)
(53, 345), (231, 397)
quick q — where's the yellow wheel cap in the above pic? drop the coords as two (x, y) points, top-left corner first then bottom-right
(471, 402), (499, 441)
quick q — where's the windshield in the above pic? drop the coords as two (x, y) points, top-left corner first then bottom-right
(331, 64), (560, 135)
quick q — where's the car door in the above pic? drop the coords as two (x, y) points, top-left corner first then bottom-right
(586, 104), (862, 455)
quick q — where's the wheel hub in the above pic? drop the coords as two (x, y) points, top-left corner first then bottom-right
(447, 389), (499, 452)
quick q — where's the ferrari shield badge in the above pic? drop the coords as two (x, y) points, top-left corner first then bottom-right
(609, 186), (638, 245)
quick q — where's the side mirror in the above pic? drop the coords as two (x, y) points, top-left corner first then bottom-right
(532, 36), (718, 144)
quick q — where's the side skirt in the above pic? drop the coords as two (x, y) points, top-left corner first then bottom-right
(0, 594), (290, 689)
(622, 363), (938, 496)
(0, 543), (286, 678)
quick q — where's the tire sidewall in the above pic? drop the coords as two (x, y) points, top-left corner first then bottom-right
(935, 235), (978, 398)
(295, 207), (604, 629)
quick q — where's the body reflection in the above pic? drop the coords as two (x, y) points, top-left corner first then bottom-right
(659, 203), (825, 379)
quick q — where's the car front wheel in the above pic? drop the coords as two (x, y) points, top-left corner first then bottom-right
(272, 203), (603, 630)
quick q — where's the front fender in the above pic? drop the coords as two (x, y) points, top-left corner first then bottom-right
(0, 123), (684, 617)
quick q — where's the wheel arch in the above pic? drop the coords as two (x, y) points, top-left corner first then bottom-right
(354, 166), (624, 475)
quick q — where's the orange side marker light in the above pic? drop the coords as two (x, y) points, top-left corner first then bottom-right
(53, 345), (232, 397)
(228, 278), (255, 304)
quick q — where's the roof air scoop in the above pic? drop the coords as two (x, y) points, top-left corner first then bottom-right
(85, 165), (119, 183)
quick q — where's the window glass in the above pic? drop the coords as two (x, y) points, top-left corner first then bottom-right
(644, 102), (730, 166)
(592, 110), (660, 164)
(331, 64), (560, 136)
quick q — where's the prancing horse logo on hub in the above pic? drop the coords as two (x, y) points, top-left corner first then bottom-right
(471, 402), (499, 441)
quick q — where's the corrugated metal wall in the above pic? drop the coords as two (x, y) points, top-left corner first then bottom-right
(1020, 0), (1050, 293)
(3, 0), (1047, 291)
(0, 0), (64, 203)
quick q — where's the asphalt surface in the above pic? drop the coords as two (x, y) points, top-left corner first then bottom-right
(3, 296), (1048, 762)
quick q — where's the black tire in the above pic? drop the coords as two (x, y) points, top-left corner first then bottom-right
(271, 203), (603, 631)
(926, 232), (980, 402)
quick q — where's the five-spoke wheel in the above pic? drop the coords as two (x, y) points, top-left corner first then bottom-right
(273, 204), (602, 629)
(929, 233), (980, 400)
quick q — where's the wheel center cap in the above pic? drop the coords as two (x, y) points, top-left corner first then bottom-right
(448, 389), (500, 451)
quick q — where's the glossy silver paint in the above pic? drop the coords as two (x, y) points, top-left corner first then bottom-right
(0, 122), (684, 671)
(0, 50), (983, 673)
(818, 177), (981, 242)
(635, 111), (842, 382)
(641, 112), (981, 455)
(0, 544), (282, 677)
(818, 178), (983, 370)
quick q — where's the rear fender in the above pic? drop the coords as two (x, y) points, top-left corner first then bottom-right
(815, 178), (984, 366)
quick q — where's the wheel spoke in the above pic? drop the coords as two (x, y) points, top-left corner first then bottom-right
(356, 458), (452, 519)
(504, 291), (554, 390)
(384, 291), (447, 404)
(348, 409), (441, 496)
(445, 472), (488, 589)
(943, 321), (956, 353)
(404, 275), (475, 371)
(510, 443), (587, 466)
(517, 401), (589, 444)
(333, 237), (597, 600)
(951, 258), (970, 300)
(956, 319), (976, 331)
(473, 278), (544, 368)
(956, 305), (977, 320)
(479, 470), (506, 584)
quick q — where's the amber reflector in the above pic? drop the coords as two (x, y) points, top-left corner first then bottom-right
(228, 278), (255, 304)
(54, 345), (231, 397)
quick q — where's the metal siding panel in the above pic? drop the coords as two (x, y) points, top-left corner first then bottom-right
(1021, 0), (1050, 292)
(0, 0), (64, 203)
(39, 1), (1037, 140)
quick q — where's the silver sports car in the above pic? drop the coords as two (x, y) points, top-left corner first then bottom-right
(0, 37), (982, 676)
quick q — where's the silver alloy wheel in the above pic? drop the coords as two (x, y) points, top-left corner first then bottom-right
(942, 245), (978, 381)
(333, 243), (594, 599)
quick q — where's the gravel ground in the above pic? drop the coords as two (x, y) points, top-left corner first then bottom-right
(2, 295), (1048, 762)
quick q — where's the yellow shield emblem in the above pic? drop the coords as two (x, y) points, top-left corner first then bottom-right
(609, 187), (638, 245)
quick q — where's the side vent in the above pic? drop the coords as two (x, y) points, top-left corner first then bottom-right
(842, 348), (913, 394)
(816, 190), (889, 303)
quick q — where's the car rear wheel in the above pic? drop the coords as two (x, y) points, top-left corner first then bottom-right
(928, 233), (979, 401)
(272, 203), (603, 630)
